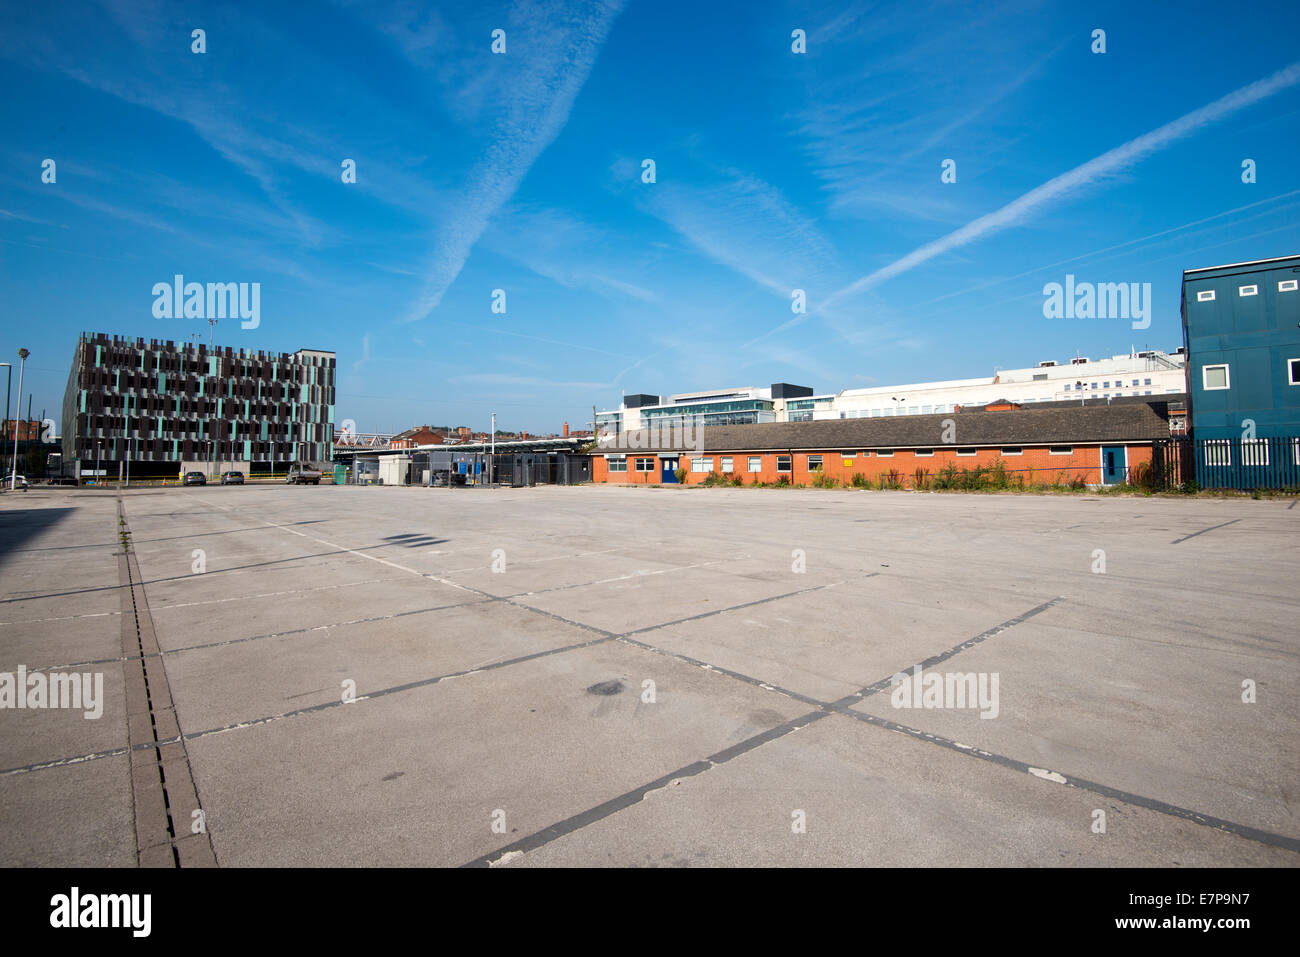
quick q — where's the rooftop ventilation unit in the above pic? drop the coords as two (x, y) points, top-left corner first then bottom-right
(1071, 357), (1090, 365)
(1038, 360), (1057, 367)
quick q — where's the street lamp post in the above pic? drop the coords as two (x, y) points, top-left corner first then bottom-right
(10, 349), (28, 490)
(1, 363), (10, 481)
(125, 393), (132, 489)
(490, 412), (496, 485)
(207, 319), (218, 478)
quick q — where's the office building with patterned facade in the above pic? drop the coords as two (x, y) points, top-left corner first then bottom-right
(61, 332), (335, 479)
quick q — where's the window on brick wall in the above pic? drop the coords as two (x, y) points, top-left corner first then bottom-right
(635, 457), (655, 472)
(807, 455), (822, 469)
(606, 455), (627, 472)
(748, 456), (762, 473)
(721, 456), (733, 472)
(691, 457), (713, 473)
(776, 455), (792, 471)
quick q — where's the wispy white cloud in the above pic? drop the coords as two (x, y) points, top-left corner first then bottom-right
(483, 205), (658, 303)
(351, 334), (372, 374)
(793, 2), (1039, 219)
(449, 373), (609, 389)
(402, 0), (625, 322)
(643, 170), (841, 296)
(826, 61), (1300, 306)
(917, 188), (1300, 310)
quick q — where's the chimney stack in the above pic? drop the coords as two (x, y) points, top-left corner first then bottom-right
(563, 421), (569, 437)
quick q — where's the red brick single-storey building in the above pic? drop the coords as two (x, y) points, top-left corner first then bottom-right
(593, 398), (1178, 487)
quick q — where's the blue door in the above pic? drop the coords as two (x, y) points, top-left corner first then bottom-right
(1101, 446), (1126, 484)
(661, 457), (678, 483)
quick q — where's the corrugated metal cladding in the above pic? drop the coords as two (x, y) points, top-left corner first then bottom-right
(1181, 254), (1300, 443)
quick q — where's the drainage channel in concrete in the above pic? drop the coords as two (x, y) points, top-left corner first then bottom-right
(117, 499), (218, 868)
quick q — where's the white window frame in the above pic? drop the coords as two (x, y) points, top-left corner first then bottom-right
(1280, 280), (1298, 292)
(875, 449), (893, 458)
(1202, 364), (1230, 391)
(720, 456), (733, 473)
(634, 457), (655, 472)
(1049, 446), (1073, 455)
(956, 448), (976, 457)
(606, 454), (627, 473)
(1288, 358), (1300, 386)
(806, 455), (823, 470)
(1238, 284), (1258, 297)
(914, 448), (934, 457)
(1001, 447), (1023, 456)
(690, 457), (714, 473)
(747, 456), (762, 473)
(1197, 289), (1216, 302)
(776, 455), (792, 472)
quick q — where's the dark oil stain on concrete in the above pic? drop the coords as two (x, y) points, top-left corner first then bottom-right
(587, 680), (624, 696)
(383, 771), (405, 782)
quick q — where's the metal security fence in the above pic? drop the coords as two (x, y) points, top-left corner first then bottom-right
(1154, 436), (1300, 491)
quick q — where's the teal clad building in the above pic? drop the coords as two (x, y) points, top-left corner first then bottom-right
(1180, 254), (1300, 487)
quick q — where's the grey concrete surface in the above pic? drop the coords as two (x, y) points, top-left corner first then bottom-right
(0, 483), (1296, 866)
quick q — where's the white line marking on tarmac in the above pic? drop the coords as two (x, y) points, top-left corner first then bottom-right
(0, 610), (120, 627)
(1028, 767), (1068, 784)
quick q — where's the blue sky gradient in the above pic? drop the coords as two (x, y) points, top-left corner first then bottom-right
(2, 0), (1298, 434)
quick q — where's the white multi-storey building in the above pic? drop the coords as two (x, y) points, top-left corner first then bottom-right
(595, 350), (1186, 434)
(815, 351), (1186, 420)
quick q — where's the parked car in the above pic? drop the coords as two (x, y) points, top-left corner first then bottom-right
(286, 466), (322, 485)
(221, 471), (245, 485)
(7, 475), (29, 491)
(184, 471), (207, 486)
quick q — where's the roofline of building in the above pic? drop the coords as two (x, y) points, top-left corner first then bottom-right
(410, 436), (587, 452)
(1182, 254), (1300, 275)
(601, 440), (1131, 454)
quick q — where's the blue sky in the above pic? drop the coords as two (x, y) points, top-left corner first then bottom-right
(2, 0), (1298, 435)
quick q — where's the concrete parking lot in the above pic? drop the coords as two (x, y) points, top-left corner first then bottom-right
(1, 483), (1297, 866)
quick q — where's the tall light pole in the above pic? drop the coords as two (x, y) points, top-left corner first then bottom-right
(891, 396), (905, 416)
(1, 363), (10, 480)
(490, 412), (496, 485)
(124, 390), (132, 489)
(10, 349), (28, 490)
